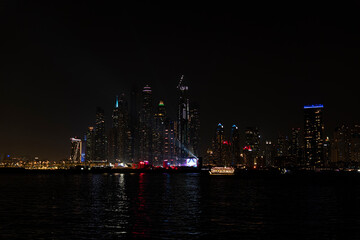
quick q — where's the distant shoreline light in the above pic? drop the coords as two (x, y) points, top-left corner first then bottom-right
(304, 104), (324, 109)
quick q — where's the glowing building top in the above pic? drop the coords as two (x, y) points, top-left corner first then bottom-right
(304, 104), (324, 109)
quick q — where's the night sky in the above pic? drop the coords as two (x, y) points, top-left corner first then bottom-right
(1, 2), (360, 160)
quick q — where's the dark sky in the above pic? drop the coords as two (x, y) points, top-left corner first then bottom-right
(1, 1), (360, 160)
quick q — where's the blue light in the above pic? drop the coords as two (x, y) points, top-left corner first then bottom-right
(115, 96), (119, 108)
(304, 104), (324, 109)
(232, 125), (237, 128)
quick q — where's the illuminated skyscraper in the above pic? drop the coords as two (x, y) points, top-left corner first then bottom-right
(70, 137), (82, 164)
(244, 127), (260, 167)
(139, 85), (153, 164)
(130, 85), (140, 163)
(94, 107), (107, 161)
(290, 128), (301, 159)
(108, 96), (120, 163)
(189, 103), (200, 158)
(177, 75), (190, 165)
(164, 119), (177, 166)
(153, 100), (167, 166)
(230, 125), (241, 166)
(213, 123), (227, 166)
(331, 124), (350, 166)
(85, 126), (95, 163)
(108, 95), (131, 164)
(304, 104), (324, 167)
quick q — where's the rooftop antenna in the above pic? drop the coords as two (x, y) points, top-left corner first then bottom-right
(177, 75), (184, 89)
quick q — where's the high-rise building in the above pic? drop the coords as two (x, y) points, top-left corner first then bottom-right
(351, 125), (360, 164)
(108, 96), (120, 163)
(230, 125), (241, 166)
(276, 134), (290, 157)
(85, 126), (95, 163)
(213, 123), (227, 166)
(244, 127), (260, 167)
(265, 140), (275, 167)
(331, 124), (351, 166)
(130, 85), (140, 163)
(290, 128), (301, 159)
(189, 103), (200, 157)
(108, 95), (131, 164)
(94, 107), (107, 161)
(153, 100), (167, 166)
(177, 75), (190, 165)
(304, 104), (324, 167)
(139, 85), (154, 164)
(164, 119), (177, 167)
(70, 137), (82, 164)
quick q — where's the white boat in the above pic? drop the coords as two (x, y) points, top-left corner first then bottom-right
(209, 166), (235, 175)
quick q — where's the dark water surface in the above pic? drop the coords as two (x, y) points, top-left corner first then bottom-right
(1, 173), (360, 239)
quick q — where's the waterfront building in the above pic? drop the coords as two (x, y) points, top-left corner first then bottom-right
(108, 95), (131, 164)
(94, 107), (107, 161)
(70, 137), (82, 164)
(290, 128), (301, 160)
(189, 103), (200, 157)
(213, 123), (227, 166)
(244, 127), (260, 167)
(164, 119), (177, 167)
(230, 125), (241, 166)
(139, 85), (154, 164)
(177, 75), (190, 165)
(153, 101), (167, 166)
(304, 104), (324, 167)
(331, 124), (351, 167)
(130, 85), (140, 163)
(265, 140), (275, 167)
(85, 126), (95, 163)
(351, 125), (360, 164)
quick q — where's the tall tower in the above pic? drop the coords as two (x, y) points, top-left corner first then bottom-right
(117, 94), (131, 164)
(331, 124), (350, 166)
(290, 128), (301, 164)
(230, 125), (241, 166)
(304, 104), (324, 167)
(244, 127), (260, 167)
(95, 107), (107, 161)
(139, 85), (154, 164)
(153, 100), (167, 166)
(213, 123), (225, 166)
(130, 85), (140, 163)
(85, 126), (95, 163)
(177, 75), (190, 165)
(108, 96), (120, 163)
(189, 102), (200, 157)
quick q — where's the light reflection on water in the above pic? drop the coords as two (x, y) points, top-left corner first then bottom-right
(1, 173), (360, 239)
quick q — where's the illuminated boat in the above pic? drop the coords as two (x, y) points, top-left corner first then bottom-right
(209, 166), (235, 175)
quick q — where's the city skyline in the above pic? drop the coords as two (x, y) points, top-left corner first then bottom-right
(2, 2), (360, 160)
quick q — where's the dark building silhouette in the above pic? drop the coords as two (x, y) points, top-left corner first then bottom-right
(85, 126), (95, 163)
(189, 102), (200, 157)
(230, 124), (241, 166)
(304, 104), (324, 167)
(94, 107), (107, 161)
(244, 127), (260, 167)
